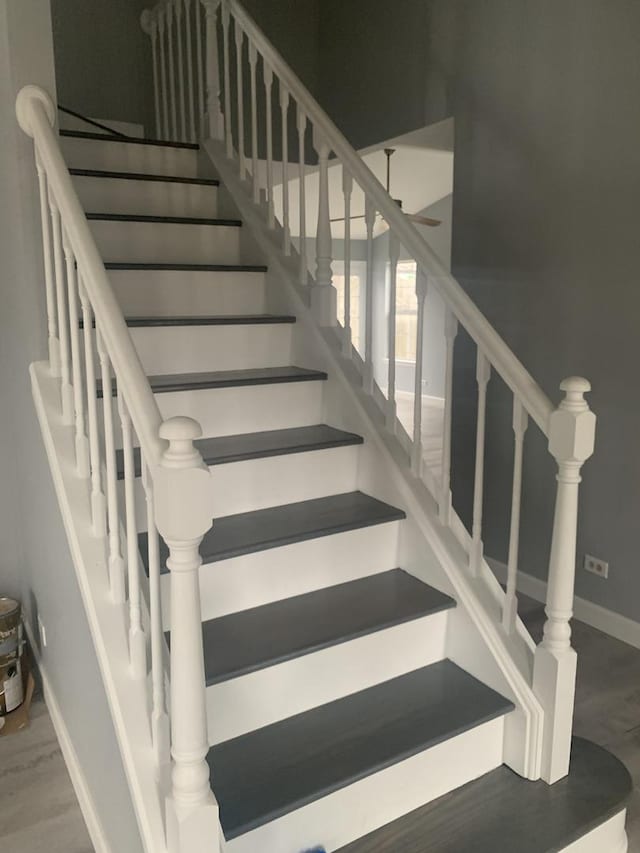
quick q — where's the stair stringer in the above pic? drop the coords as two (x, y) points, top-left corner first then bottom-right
(203, 137), (545, 782)
(30, 361), (171, 853)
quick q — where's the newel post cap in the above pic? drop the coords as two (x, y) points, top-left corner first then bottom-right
(16, 85), (56, 137)
(549, 376), (596, 465)
(155, 417), (212, 541)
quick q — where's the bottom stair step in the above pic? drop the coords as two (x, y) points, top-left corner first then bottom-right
(209, 660), (514, 842)
(335, 737), (632, 853)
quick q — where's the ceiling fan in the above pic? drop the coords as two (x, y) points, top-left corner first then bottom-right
(330, 148), (442, 230)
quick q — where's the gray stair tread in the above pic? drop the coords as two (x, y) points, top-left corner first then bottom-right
(60, 129), (198, 149)
(120, 424), (363, 478)
(197, 570), (455, 685)
(105, 262), (267, 271)
(123, 314), (295, 326)
(86, 212), (241, 226)
(335, 737), (632, 853)
(69, 167), (219, 186)
(208, 660), (514, 839)
(141, 490), (405, 573)
(98, 365), (327, 397)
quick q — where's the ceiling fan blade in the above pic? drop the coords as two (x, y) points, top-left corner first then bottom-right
(329, 214), (366, 223)
(407, 213), (442, 227)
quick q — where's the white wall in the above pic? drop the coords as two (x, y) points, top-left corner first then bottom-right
(0, 2), (143, 849)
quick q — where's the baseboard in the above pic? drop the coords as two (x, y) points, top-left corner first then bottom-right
(23, 620), (112, 853)
(488, 559), (640, 651)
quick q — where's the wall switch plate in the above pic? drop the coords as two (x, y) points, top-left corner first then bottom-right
(584, 554), (609, 579)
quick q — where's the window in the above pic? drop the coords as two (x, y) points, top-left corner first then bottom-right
(333, 261), (365, 354)
(394, 261), (418, 362)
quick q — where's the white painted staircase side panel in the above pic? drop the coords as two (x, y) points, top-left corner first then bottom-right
(130, 443), (359, 532)
(72, 174), (219, 218)
(165, 520), (402, 624)
(89, 219), (245, 266)
(206, 611), (449, 744)
(225, 716), (506, 853)
(129, 323), (294, 374)
(108, 270), (267, 317)
(60, 136), (198, 175)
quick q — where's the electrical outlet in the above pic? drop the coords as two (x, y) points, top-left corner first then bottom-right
(38, 614), (47, 648)
(584, 554), (609, 579)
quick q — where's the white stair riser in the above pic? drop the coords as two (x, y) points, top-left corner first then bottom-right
(129, 323), (294, 374)
(125, 444), (359, 533)
(72, 175), (219, 218)
(60, 137), (198, 176)
(206, 612), (449, 744)
(100, 382), (326, 450)
(226, 717), (506, 853)
(108, 270), (267, 317)
(89, 220), (244, 265)
(163, 521), (402, 624)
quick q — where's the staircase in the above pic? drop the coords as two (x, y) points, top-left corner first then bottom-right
(13, 1), (631, 851)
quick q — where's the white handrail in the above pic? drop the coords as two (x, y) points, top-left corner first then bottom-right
(16, 86), (165, 465)
(224, 0), (554, 435)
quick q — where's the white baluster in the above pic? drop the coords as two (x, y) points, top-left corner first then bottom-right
(174, 0), (187, 141)
(155, 417), (219, 853)
(503, 397), (528, 632)
(96, 331), (125, 602)
(471, 350), (491, 575)
(79, 283), (107, 538)
(533, 377), (595, 784)
(158, 7), (170, 138)
(363, 197), (376, 394)
(386, 230), (400, 429)
(118, 393), (147, 679)
(201, 0), (223, 140)
(297, 106), (307, 284)
(49, 195), (73, 424)
(342, 166), (353, 357)
(221, 0), (232, 158)
(312, 133), (337, 326)
(411, 268), (428, 476)
(234, 22), (246, 178)
(183, 0), (196, 142)
(167, 0), (178, 139)
(248, 41), (259, 203)
(264, 63), (275, 228)
(195, 0), (205, 136)
(439, 307), (458, 525)
(280, 84), (290, 254)
(35, 153), (59, 375)
(141, 10), (161, 137)
(61, 228), (89, 478)
(142, 457), (171, 774)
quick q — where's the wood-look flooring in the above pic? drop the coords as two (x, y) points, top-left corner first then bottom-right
(0, 690), (93, 852)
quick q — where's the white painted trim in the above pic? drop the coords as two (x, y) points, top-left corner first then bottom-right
(23, 621), (112, 853)
(559, 810), (628, 852)
(488, 558), (640, 650)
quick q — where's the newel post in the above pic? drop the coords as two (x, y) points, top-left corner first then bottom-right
(533, 377), (595, 784)
(154, 417), (219, 853)
(201, 0), (224, 141)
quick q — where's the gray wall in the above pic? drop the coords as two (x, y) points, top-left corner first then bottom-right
(0, 1), (144, 849)
(315, 0), (640, 623)
(51, 0), (155, 133)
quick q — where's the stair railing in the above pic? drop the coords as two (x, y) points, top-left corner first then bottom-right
(142, 0), (597, 784)
(16, 85), (218, 852)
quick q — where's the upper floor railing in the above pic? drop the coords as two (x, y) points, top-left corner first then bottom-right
(16, 85), (218, 852)
(142, 0), (596, 785)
